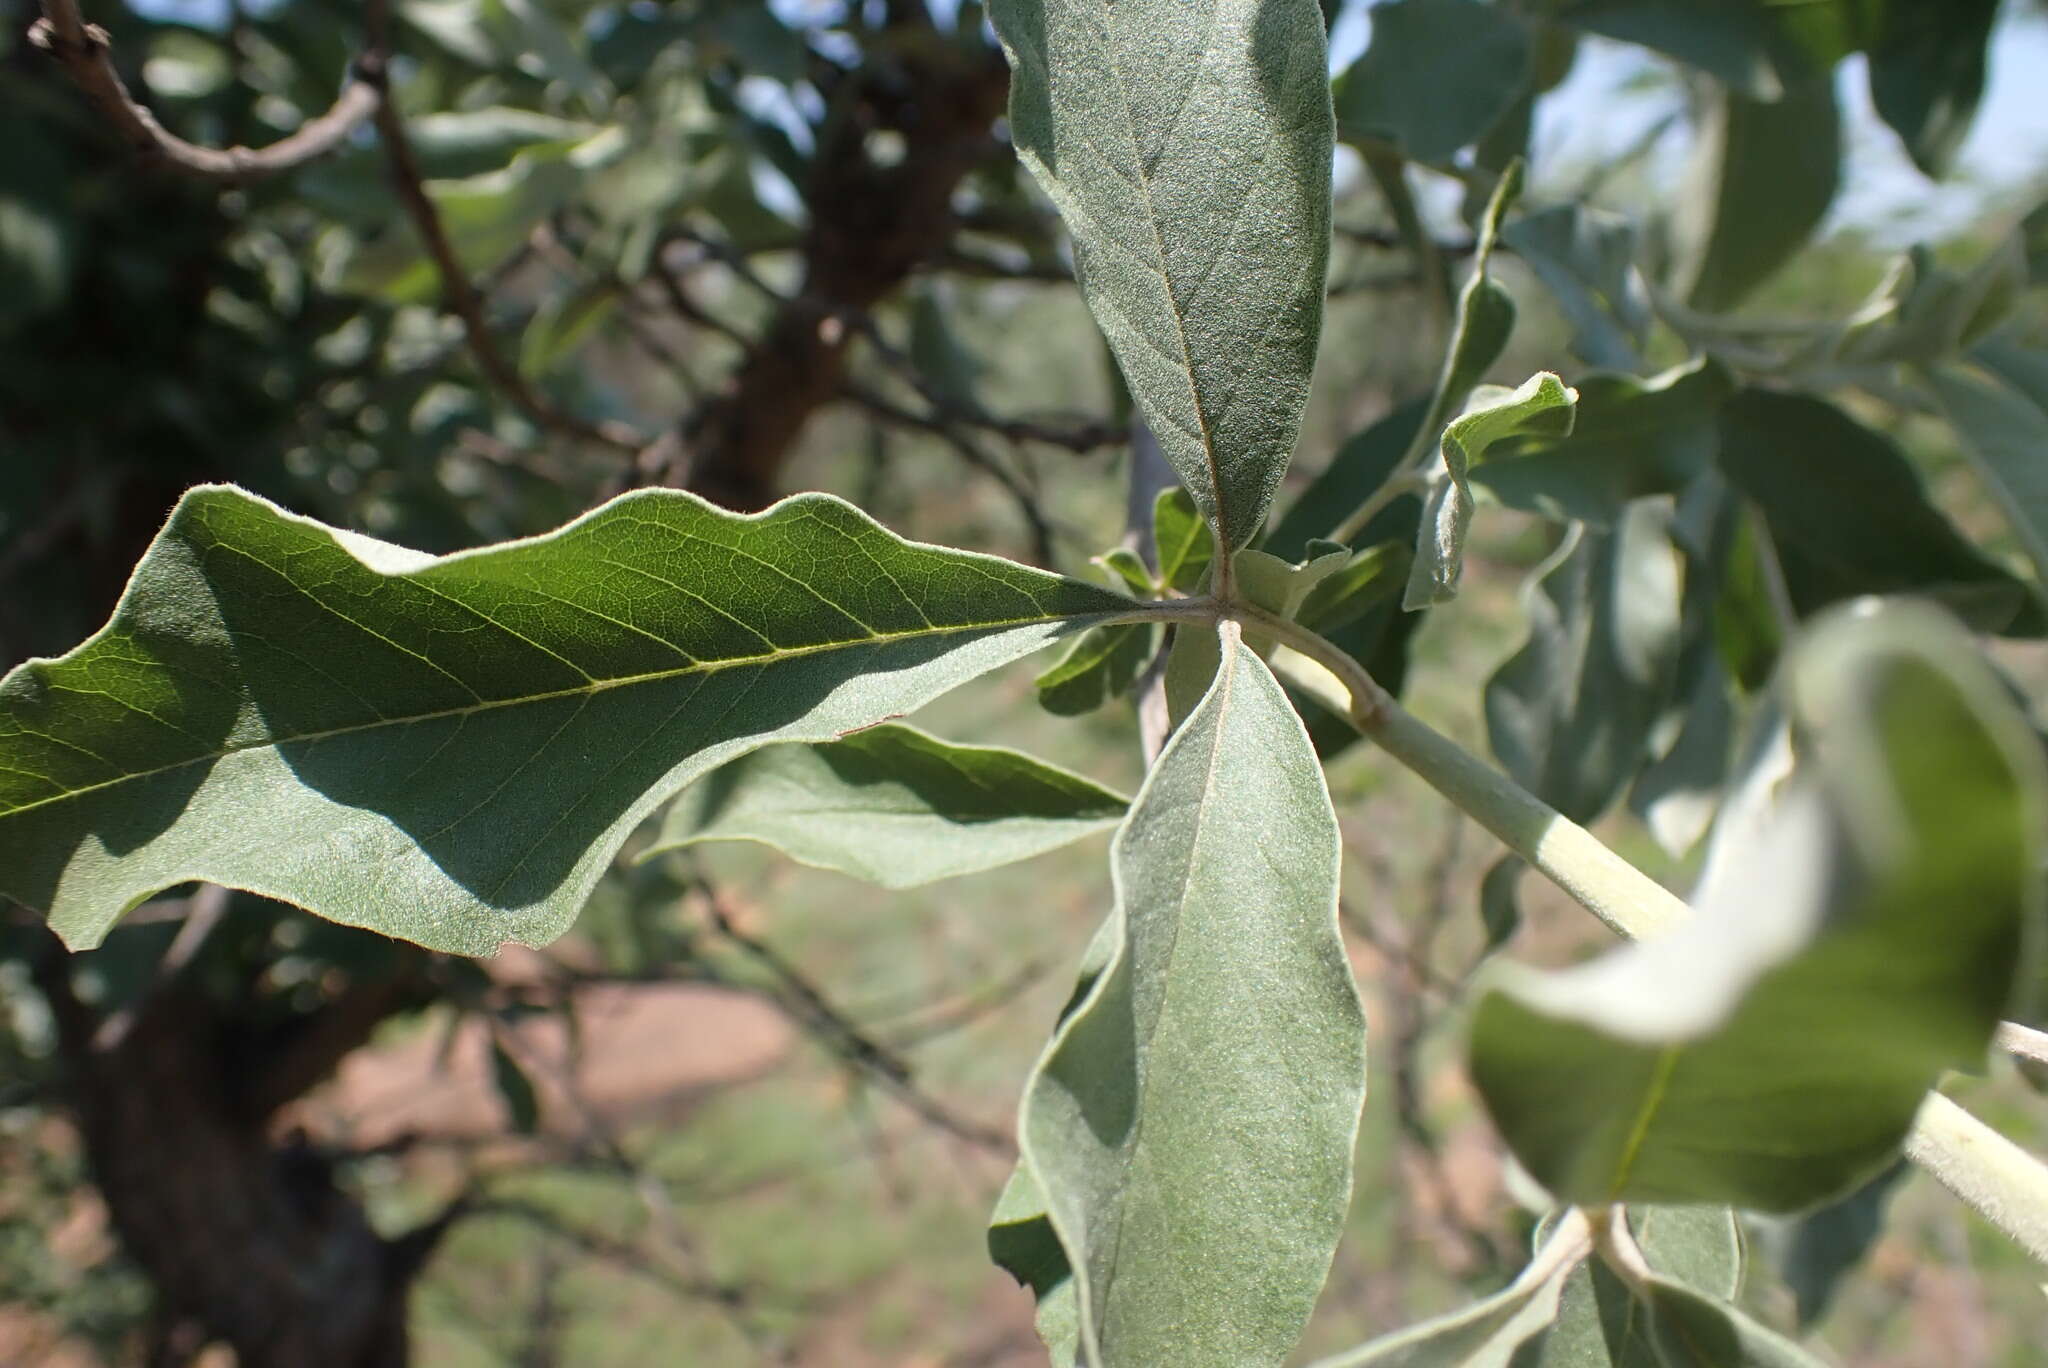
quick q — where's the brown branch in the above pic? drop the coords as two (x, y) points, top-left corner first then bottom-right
(669, 40), (1012, 509)
(365, 59), (645, 459)
(930, 246), (1072, 283)
(844, 382), (1058, 568)
(236, 958), (437, 1121)
(841, 309), (1123, 455)
(695, 880), (1016, 1156)
(28, 0), (382, 181)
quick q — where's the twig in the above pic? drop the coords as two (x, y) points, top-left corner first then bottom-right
(845, 382), (1059, 568)
(1257, 625), (2048, 1268)
(878, 958), (1050, 1048)
(694, 879), (1017, 1155)
(29, 0), (382, 181)
(1335, 225), (1480, 256)
(364, 26), (645, 459)
(471, 1196), (803, 1313)
(839, 309), (1123, 455)
(931, 246), (1072, 283)
(91, 883), (230, 1052)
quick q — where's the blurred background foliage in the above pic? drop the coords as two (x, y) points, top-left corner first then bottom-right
(2, 0), (2047, 1364)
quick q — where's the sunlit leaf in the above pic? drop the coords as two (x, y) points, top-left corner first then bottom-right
(1472, 357), (1735, 527)
(1017, 632), (1366, 1366)
(645, 724), (1127, 887)
(1154, 487), (1216, 594)
(1532, 1206), (1743, 1368)
(1307, 1216), (1586, 1366)
(0, 487), (1130, 954)
(990, 0), (1334, 549)
(1405, 370), (1577, 608)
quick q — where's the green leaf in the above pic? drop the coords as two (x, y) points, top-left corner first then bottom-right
(1479, 854), (1525, 952)
(1405, 371), (1578, 609)
(1154, 488), (1216, 594)
(1095, 547), (1156, 597)
(0, 487), (1130, 955)
(1017, 632), (1366, 1366)
(989, 1164), (1083, 1365)
(1925, 352), (2048, 610)
(1533, 1206), (1743, 1368)
(1719, 389), (2039, 633)
(990, 0), (1335, 550)
(643, 724), (1127, 888)
(1637, 1277), (1826, 1367)
(1629, 648), (1736, 858)
(1307, 1217), (1587, 1367)
(1037, 623), (1162, 717)
(1471, 601), (2046, 1210)
(1233, 545), (1353, 624)
(1471, 358), (1735, 527)
(1867, 0), (1998, 179)
(1550, 1), (1847, 98)
(1334, 0), (1532, 164)
(1037, 549), (1166, 716)
(1297, 543), (1410, 636)
(386, 108), (602, 181)
(1484, 502), (1685, 824)
(1772, 1162), (1907, 1329)
(1671, 78), (1840, 313)
(1266, 399), (1430, 560)
(1420, 165), (1524, 457)
(1502, 204), (1651, 371)
(1837, 238), (2028, 365)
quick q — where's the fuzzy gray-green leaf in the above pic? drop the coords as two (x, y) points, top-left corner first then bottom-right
(989, 0), (1334, 549)
(0, 487), (1129, 955)
(644, 724), (1127, 888)
(1671, 78), (1840, 313)
(1019, 632), (1366, 1366)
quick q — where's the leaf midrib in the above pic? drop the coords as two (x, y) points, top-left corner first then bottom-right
(1, 612), (1115, 821)
(1098, 3), (1229, 536)
(1093, 633), (1239, 1347)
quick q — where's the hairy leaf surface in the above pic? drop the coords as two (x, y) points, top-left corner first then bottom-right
(990, 0), (1334, 549)
(645, 724), (1127, 887)
(1485, 502), (1684, 825)
(1017, 631), (1366, 1366)
(1405, 371), (1577, 609)
(0, 487), (1129, 953)
(1534, 1206), (1742, 1368)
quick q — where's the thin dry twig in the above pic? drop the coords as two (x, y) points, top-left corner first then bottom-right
(359, 9), (645, 460)
(29, 0), (382, 181)
(843, 382), (1059, 567)
(693, 879), (1017, 1156)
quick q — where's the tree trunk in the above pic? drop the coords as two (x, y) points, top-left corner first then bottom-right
(32, 937), (443, 1368)
(679, 39), (1010, 510)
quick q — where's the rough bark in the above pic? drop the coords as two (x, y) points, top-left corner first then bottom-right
(679, 34), (1010, 510)
(30, 930), (445, 1368)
